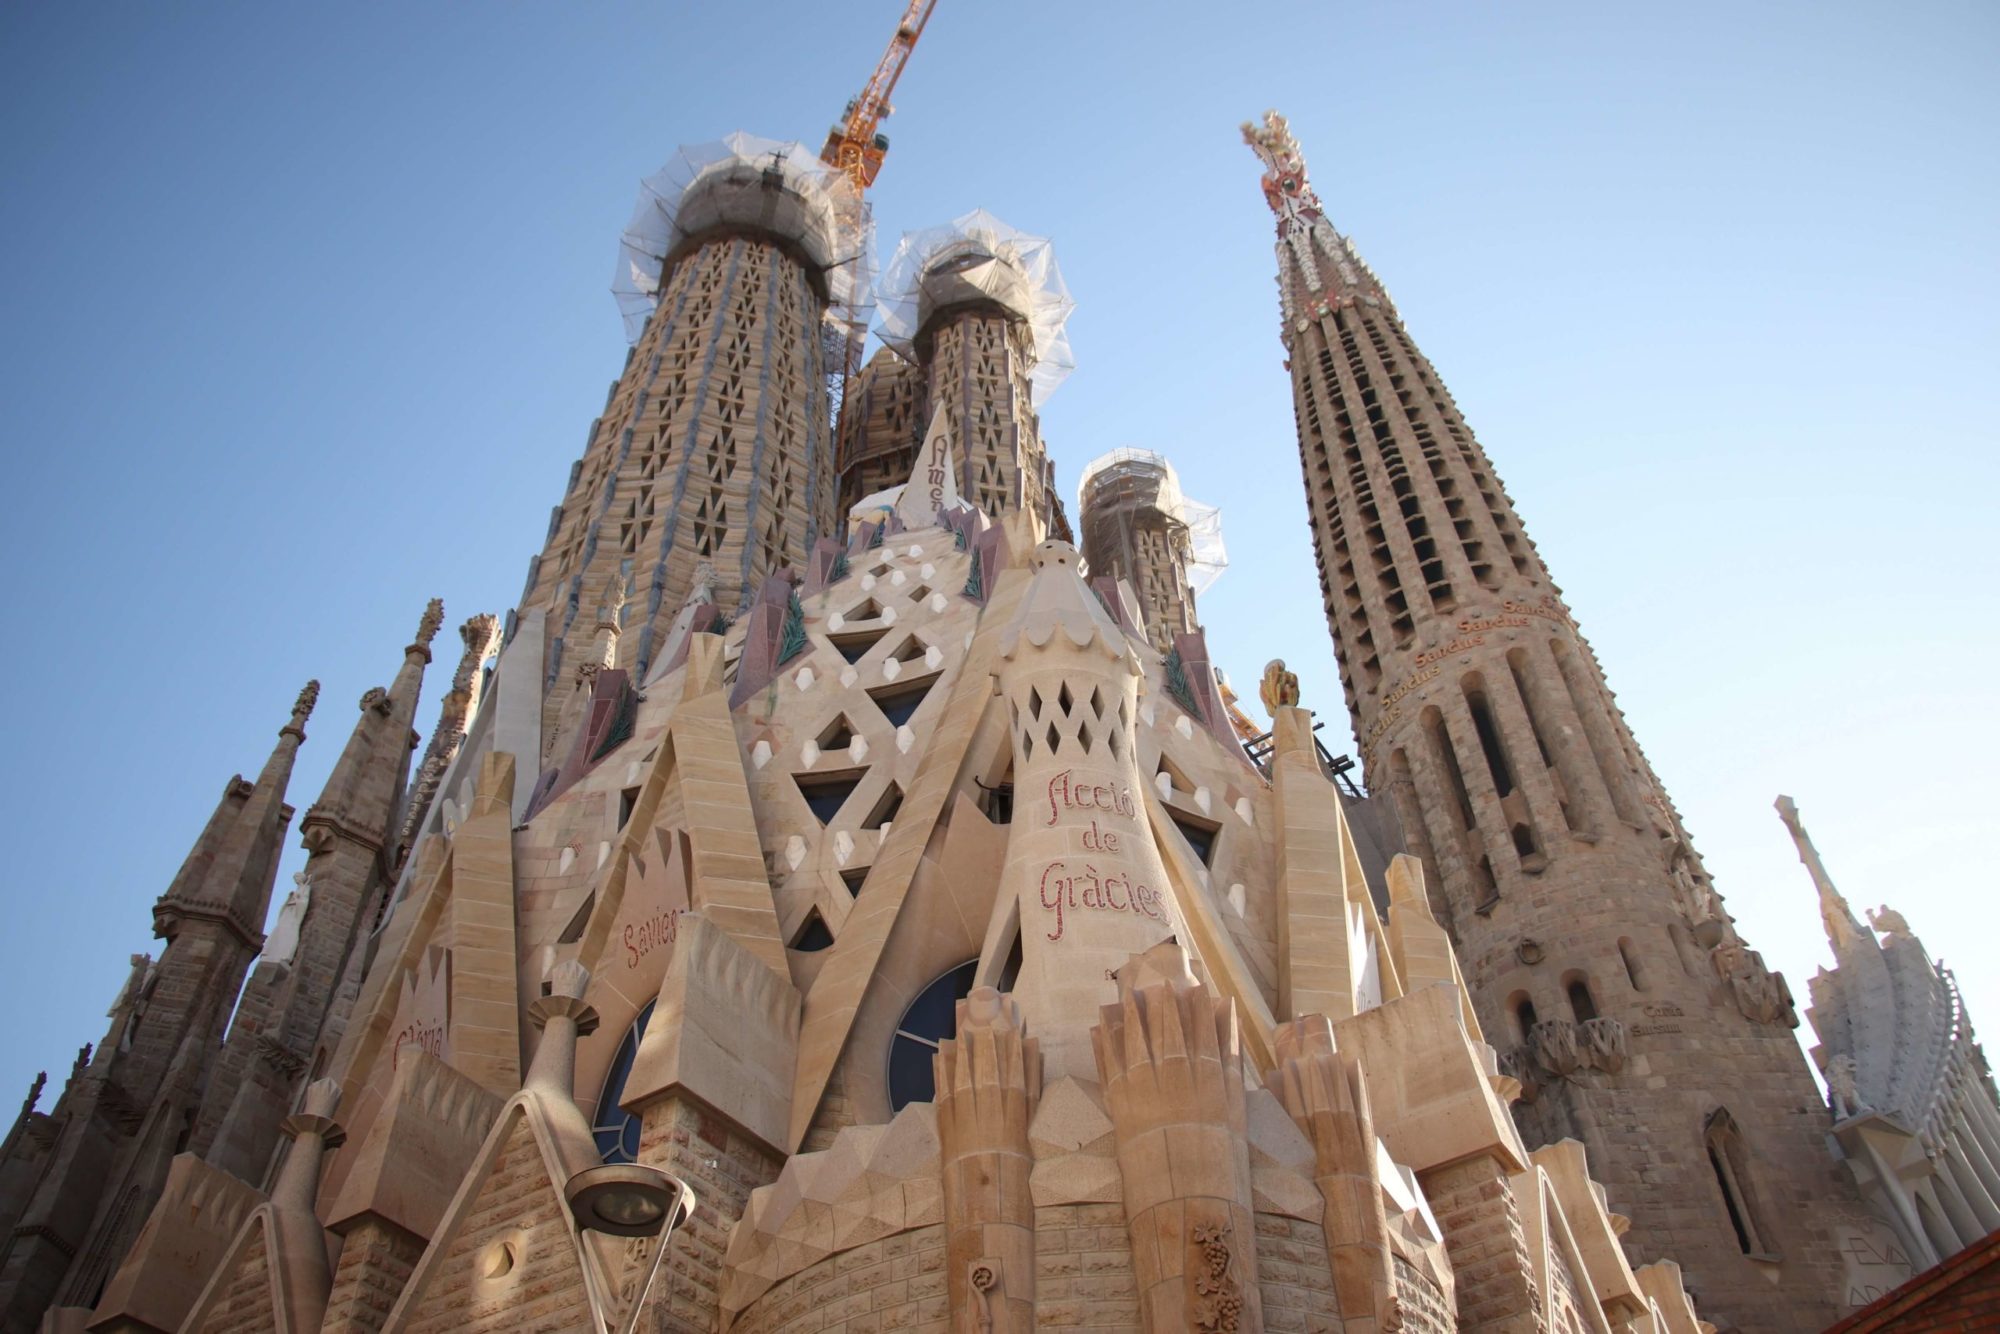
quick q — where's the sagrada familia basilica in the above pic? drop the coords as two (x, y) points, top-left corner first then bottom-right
(0, 52), (1994, 1334)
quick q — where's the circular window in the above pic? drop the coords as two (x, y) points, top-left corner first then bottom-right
(591, 1000), (654, 1164)
(886, 960), (980, 1112)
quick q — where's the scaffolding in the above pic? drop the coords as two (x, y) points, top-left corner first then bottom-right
(876, 209), (1075, 404)
(610, 131), (875, 349)
(1076, 448), (1227, 598)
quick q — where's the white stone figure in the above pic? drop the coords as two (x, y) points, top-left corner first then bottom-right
(264, 871), (312, 966)
(1827, 1054), (1865, 1120)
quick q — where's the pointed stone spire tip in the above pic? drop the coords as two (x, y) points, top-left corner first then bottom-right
(546, 957), (591, 1000)
(416, 596), (445, 646)
(291, 680), (320, 722)
(301, 1077), (342, 1120)
(1242, 109), (1321, 219)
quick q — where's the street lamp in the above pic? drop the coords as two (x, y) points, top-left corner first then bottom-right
(566, 1163), (697, 1334)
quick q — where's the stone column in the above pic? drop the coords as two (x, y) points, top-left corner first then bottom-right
(1927, 1164), (1977, 1253)
(1271, 1017), (1397, 1334)
(267, 1078), (346, 1332)
(1943, 1142), (2000, 1233)
(1092, 944), (1262, 1332)
(934, 987), (1041, 1333)
(1951, 1094), (2000, 1202)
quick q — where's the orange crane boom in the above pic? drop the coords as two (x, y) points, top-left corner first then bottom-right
(820, 0), (940, 193)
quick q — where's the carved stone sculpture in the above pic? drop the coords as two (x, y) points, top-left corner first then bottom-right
(1580, 1017), (1628, 1074)
(1532, 1018), (1582, 1077)
(1258, 658), (1300, 716)
(1826, 1054), (1864, 1120)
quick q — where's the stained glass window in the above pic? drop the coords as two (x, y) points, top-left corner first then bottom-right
(886, 960), (979, 1112)
(591, 1000), (655, 1164)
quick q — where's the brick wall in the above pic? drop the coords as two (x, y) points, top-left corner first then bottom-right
(1252, 1213), (1339, 1332)
(398, 1116), (596, 1333)
(631, 1094), (782, 1331)
(1393, 1253), (1455, 1334)
(1421, 1154), (1542, 1333)
(728, 1224), (949, 1334)
(195, 1224), (273, 1334)
(1033, 1202), (1141, 1327)
(322, 1216), (424, 1334)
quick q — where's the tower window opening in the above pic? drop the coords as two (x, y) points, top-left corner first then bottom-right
(1705, 1110), (1773, 1257)
(1511, 823), (1537, 859)
(617, 786), (640, 830)
(1463, 681), (1515, 798)
(1619, 937), (1650, 992)
(1169, 811), (1221, 867)
(829, 626), (889, 663)
(1424, 708), (1477, 833)
(1551, 638), (1641, 825)
(1513, 994), (1539, 1043)
(1472, 855), (1499, 911)
(977, 765), (1014, 825)
(1565, 976), (1598, 1022)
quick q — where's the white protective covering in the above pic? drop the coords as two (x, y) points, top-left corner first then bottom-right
(612, 131), (874, 345)
(1076, 448), (1228, 597)
(876, 209), (1076, 403)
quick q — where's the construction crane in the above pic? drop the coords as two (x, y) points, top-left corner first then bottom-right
(820, 0), (940, 477)
(819, 0), (940, 193)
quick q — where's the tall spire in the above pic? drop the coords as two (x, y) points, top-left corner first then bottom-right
(1249, 109), (1866, 1331)
(304, 598), (436, 846)
(156, 679), (317, 948)
(1776, 795), (1867, 952)
(1241, 109), (1390, 325)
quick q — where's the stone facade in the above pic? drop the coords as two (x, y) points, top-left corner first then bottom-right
(0, 92), (1930, 1334)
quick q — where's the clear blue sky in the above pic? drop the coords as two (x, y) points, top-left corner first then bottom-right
(1, 1), (1994, 1097)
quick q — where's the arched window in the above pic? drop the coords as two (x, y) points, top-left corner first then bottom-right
(1512, 993), (1540, 1043)
(1565, 975), (1598, 1023)
(1618, 937), (1650, 992)
(591, 1001), (655, 1164)
(1706, 1108), (1773, 1257)
(886, 960), (980, 1112)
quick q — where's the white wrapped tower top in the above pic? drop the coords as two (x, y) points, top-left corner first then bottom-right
(876, 209), (1076, 403)
(612, 131), (874, 345)
(1076, 448), (1228, 598)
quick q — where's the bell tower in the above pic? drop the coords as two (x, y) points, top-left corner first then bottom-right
(520, 134), (868, 746)
(1245, 109), (1870, 1331)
